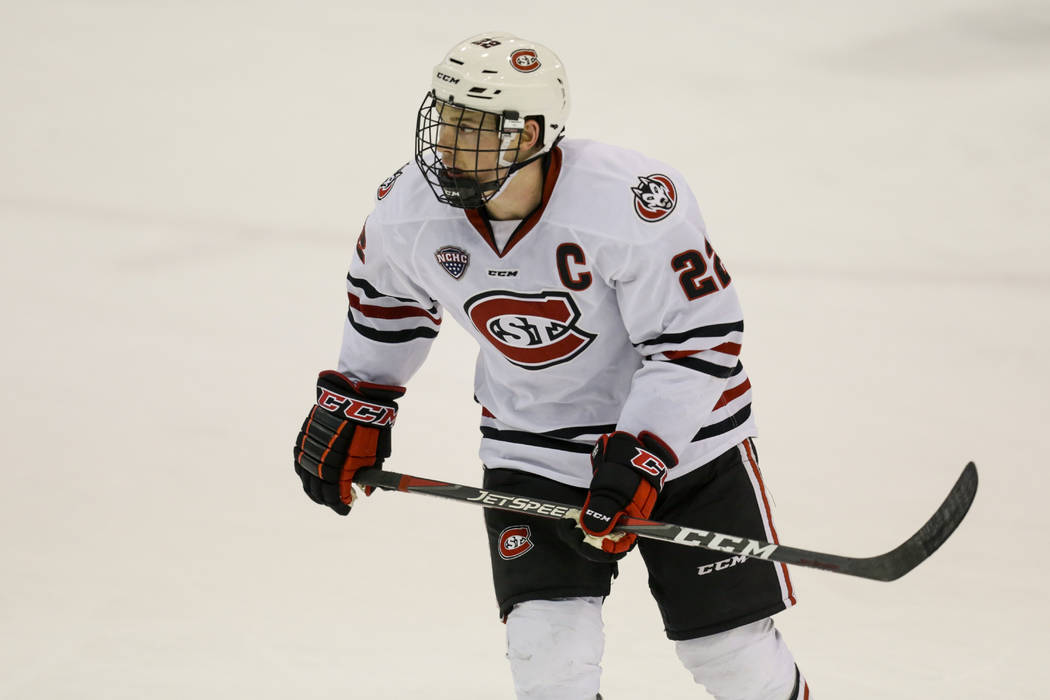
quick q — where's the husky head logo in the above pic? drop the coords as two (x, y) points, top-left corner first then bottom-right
(631, 173), (677, 222)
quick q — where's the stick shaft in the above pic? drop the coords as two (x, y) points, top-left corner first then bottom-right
(353, 462), (977, 582)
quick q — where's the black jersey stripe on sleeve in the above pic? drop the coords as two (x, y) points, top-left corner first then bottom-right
(480, 427), (594, 454)
(347, 274), (438, 311)
(539, 423), (618, 440)
(667, 356), (741, 379)
(635, 321), (744, 348)
(692, 403), (752, 442)
(346, 310), (439, 343)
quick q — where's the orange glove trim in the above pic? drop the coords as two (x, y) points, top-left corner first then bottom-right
(339, 427), (380, 504)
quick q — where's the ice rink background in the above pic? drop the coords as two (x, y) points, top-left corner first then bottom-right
(2, 1), (1048, 697)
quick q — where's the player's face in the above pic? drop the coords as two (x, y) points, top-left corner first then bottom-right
(435, 103), (512, 184)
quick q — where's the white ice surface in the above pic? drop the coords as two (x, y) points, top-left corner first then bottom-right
(1, 1), (1048, 698)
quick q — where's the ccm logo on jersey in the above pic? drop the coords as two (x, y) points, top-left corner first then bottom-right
(465, 290), (596, 370)
(376, 164), (407, 200)
(631, 448), (669, 487)
(498, 525), (534, 560)
(316, 388), (397, 426)
(631, 174), (677, 222)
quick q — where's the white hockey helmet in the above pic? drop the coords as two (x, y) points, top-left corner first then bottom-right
(415, 32), (571, 208)
(431, 32), (570, 152)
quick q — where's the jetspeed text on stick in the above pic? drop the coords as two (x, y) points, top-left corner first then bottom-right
(467, 490), (574, 518)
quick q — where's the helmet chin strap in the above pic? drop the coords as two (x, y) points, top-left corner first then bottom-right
(487, 144), (552, 204)
(484, 166), (522, 203)
(454, 149), (545, 207)
(488, 116), (550, 204)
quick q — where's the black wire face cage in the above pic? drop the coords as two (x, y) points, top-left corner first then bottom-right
(414, 92), (524, 210)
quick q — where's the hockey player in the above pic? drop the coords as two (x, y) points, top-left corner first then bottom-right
(294, 32), (810, 700)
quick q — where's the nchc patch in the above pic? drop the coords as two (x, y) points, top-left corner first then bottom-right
(631, 173), (677, 222)
(498, 525), (534, 560)
(435, 245), (470, 279)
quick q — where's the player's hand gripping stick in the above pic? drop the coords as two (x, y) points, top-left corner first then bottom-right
(559, 431), (677, 561)
(293, 370), (404, 515)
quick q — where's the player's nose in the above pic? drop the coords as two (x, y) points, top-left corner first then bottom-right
(436, 124), (457, 151)
(435, 129), (457, 165)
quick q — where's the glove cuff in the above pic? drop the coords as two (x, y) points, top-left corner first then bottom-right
(317, 370), (406, 399)
(315, 370), (404, 428)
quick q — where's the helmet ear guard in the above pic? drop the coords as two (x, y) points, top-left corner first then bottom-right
(498, 112), (526, 168)
(414, 33), (570, 209)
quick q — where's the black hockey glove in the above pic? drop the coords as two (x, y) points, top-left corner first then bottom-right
(558, 431), (677, 561)
(293, 370), (405, 515)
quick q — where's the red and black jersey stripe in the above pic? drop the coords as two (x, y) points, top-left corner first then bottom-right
(346, 313), (439, 343)
(347, 274), (438, 310)
(345, 274), (441, 344)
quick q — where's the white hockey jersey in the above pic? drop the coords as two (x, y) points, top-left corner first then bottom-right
(338, 139), (756, 487)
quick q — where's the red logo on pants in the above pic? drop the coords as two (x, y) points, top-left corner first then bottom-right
(498, 525), (534, 560)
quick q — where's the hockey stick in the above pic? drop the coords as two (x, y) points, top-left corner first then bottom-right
(353, 462), (977, 581)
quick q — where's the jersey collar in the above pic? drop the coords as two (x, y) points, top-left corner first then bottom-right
(464, 145), (563, 258)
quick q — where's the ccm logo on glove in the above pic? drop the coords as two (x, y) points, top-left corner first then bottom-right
(630, 448), (669, 486)
(293, 371), (405, 516)
(317, 387), (397, 426)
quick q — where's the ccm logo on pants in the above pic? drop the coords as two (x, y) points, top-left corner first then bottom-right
(698, 554), (750, 576)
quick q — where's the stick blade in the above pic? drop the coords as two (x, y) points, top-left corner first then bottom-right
(857, 461), (979, 581)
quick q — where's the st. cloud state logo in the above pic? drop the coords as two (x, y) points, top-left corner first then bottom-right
(498, 525), (534, 560)
(464, 290), (596, 370)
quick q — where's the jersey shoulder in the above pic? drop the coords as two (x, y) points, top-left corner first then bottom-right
(552, 139), (699, 236)
(367, 159), (455, 229)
